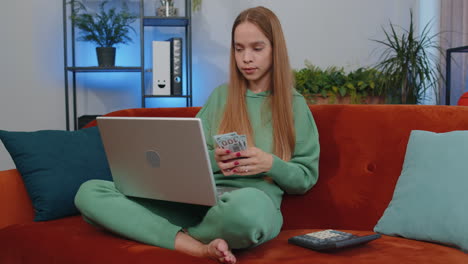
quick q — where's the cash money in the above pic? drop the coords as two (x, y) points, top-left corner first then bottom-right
(213, 132), (247, 152)
(238, 135), (247, 150)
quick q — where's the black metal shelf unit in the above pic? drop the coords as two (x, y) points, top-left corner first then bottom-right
(445, 45), (468, 105)
(63, 0), (193, 130)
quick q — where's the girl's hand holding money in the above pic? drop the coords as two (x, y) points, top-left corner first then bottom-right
(215, 147), (273, 176)
(214, 147), (237, 176)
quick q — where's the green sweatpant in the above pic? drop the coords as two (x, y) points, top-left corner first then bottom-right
(74, 179), (283, 250)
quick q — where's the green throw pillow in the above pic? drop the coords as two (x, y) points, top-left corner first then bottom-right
(0, 127), (112, 221)
(374, 130), (468, 252)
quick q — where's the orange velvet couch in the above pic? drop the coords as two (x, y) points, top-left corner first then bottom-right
(1, 104), (468, 263)
(458, 92), (468, 106)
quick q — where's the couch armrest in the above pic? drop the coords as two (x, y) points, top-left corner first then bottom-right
(0, 169), (34, 229)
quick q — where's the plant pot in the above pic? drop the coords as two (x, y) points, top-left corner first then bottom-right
(304, 93), (386, 105)
(362, 95), (386, 104)
(157, 5), (178, 17)
(96, 47), (116, 67)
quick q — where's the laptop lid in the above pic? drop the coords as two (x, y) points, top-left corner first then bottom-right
(96, 116), (218, 206)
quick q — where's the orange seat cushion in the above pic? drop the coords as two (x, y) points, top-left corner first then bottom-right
(0, 216), (466, 264)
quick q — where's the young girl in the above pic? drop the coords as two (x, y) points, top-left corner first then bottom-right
(75, 6), (319, 264)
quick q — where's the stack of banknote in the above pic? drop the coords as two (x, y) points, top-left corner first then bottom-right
(213, 132), (247, 152)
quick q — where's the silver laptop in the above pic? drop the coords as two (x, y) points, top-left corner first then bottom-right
(97, 116), (234, 206)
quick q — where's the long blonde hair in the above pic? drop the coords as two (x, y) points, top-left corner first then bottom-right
(218, 6), (295, 161)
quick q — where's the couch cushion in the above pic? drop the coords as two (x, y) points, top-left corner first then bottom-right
(240, 230), (467, 264)
(374, 130), (468, 252)
(0, 216), (208, 264)
(0, 217), (466, 264)
(281, 105), (468, 231)
(0, 127), (112, 221)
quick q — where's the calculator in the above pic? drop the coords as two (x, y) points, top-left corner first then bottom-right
(288, 229), (381, 251)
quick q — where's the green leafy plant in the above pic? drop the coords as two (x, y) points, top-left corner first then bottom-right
(294, 61), (386, 104)
(192, 0), (202, 12)
(372, 10), (443, 104)
(69, 0), (138, 48)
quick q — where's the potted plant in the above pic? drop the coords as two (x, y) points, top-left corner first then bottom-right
(372, 10), (444, 104)
(157, 0), (202, 16)
(294, 61), (386, 104)
(157, 0), (177, 17)
(69, 0), (138, 67)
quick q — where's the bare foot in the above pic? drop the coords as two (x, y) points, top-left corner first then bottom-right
(205, 239), (237, 264)
(174, 232), (236, 263)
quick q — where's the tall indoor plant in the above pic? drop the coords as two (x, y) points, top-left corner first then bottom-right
(372, 10), (443, 104)
(69, 0), (138, 67)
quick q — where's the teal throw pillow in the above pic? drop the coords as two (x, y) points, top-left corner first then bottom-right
(0, 127), (112, 221)
(374, 130), (468, 252)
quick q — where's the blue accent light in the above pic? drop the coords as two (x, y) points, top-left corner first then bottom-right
(191, 63), (212, 106)
(145, 98), (188, 108)
(79, 73), (140, 91)
(75, 40), (140, 68)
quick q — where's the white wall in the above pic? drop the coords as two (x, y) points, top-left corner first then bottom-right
(0, 0), (421, 170)
(192, 0), (420, 106)
(0, 1), (65, 170)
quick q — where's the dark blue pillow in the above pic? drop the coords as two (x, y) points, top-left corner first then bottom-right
(0, 126), (112, 221)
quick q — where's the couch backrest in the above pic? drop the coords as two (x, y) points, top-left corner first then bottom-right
(458, 92), (468, 106)
(282, 104), (468, 230)
(96, 105), (468, 231)
(83, 107), (203, 128)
